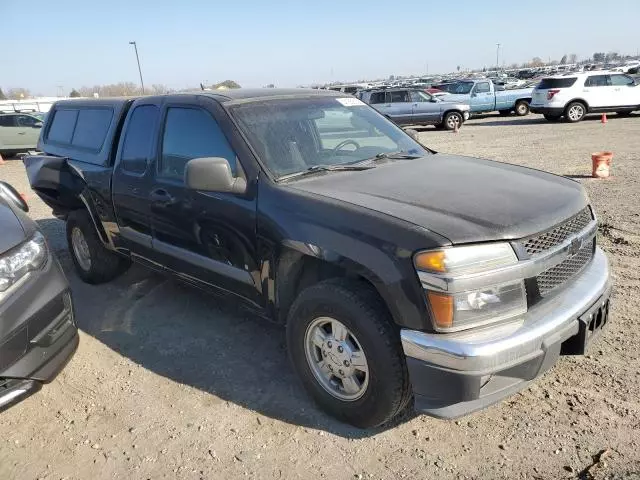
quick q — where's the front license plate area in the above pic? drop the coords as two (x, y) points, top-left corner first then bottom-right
(562, 298), (610, 355)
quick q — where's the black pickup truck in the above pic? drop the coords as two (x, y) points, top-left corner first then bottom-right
(25, 90), (611, 428)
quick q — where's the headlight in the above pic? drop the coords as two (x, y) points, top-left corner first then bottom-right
(414, 244), (527, 332)
(0, 232), (48, 293)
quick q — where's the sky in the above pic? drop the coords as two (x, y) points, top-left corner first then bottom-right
(3, 0), (640, 96)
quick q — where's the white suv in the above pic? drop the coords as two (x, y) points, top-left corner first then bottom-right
(530, 72), (640, 122)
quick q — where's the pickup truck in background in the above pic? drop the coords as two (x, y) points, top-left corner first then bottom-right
(442, 79), (534, 116)
(25, 91), (611, 428)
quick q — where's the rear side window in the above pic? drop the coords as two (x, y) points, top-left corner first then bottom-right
(474, 82), (491, 93)
(120, 105), (160, 174)
(537, 78), (577, 89)
(46, 108), (113, 152)
(160, 107), (236, 180)
(389, 91), (410, 102)
(71, 109), (112, 150)
(584, 75), (610, 87)
(369, 92), (387, 104)
(47, 110), (78, 144)
(610, 75), (635, 86)
(0, 115), (17, 127)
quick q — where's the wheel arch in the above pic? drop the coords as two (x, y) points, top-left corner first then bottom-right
(274, 243), (401, 328)
(566, 98), (590, 110)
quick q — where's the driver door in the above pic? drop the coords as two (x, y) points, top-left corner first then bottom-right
(150, 97), (260, 303)
(470, 81), (493, 111)
(410, 91), (440, 123)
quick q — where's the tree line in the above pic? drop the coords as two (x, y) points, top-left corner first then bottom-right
(0, 80), (241, 100)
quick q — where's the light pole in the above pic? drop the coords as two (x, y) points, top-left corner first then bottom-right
(129, 41), (145, 94)
(496, 43), (501, 70)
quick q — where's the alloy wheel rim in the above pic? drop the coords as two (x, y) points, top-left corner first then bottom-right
(447, 115), (460, 129)
(71, 227), (91, 271)
(569, 105), (583, 120)
(304, 317), (369, 401)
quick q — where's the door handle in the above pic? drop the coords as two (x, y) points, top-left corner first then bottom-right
(17, 132), (26, 135)
(150, 188), (177, 206)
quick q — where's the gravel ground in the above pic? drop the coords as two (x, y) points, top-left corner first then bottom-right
(0, 113), (639, 480)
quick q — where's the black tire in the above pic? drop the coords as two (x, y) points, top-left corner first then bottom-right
(543, 114), (562, 122)
(66, 209), (130, 284)
(498, 110), (511, 116)
(564, 101), (587, 122)
(442, 111), (463, 130)
(286, 278), (411, 428)
(514, 100), (530, 116)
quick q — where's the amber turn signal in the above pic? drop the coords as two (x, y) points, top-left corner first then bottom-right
(414, 251), (446, 273)
(427, 291), (453, 329)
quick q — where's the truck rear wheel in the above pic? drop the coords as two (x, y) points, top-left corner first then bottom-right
(66, 210), (130, 284)
(514, 101), (530, 116)
(286, 278), (411, 428)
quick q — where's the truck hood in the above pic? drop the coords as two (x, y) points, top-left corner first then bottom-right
(288, 154), (588, 244)
(0, 198), (27, 255)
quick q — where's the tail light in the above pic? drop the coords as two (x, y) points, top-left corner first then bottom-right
(547, 89), (560, 100)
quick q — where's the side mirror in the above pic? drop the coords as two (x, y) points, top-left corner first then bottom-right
(0, 181), (29, 212)
(470, 93), (477, 97)
(429, 98), (438, 103)
(185, 157), (246, 194)
(33, 121), (43, 128)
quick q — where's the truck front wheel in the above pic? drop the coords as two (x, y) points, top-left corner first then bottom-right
(286, 278), (411, 428)
(514, 100), (530, 116)
(66, 210), (130, 284)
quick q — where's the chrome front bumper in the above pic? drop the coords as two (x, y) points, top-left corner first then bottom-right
(401, 247), (611, 418)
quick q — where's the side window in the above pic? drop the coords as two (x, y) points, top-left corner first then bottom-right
(389, 91), (410, 103)
(0, 115), (17, 127)
(160, 107), (236, 180)
(71, 109), (113, 150)
(47, 109), (78, 144)
(585, 75), (609, 87)
(410, 91), (431, 102)
(16, 115), (39, 127)
(474, 82), (491, 93)
(369, 92), (387, 104)
(120, 105), (160, 174)
(610, 75), (635, 86)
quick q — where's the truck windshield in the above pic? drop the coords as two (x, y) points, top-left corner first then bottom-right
(230, 97), (429, 178)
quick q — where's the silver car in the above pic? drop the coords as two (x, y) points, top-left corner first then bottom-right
(358, 88), (470, 130)
(0, 113), (43, 156)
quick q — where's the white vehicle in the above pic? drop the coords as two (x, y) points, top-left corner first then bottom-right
(530, 72), (640, 122)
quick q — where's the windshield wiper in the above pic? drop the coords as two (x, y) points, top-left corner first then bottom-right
(279, 164), (375, 181)
(358, 151), (423, 164)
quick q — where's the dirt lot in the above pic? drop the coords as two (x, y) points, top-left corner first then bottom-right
(1, 113), (639, 480)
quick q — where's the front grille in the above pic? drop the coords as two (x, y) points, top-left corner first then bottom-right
(536, 241), (594, 296)
(522, 207), (593, 256)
